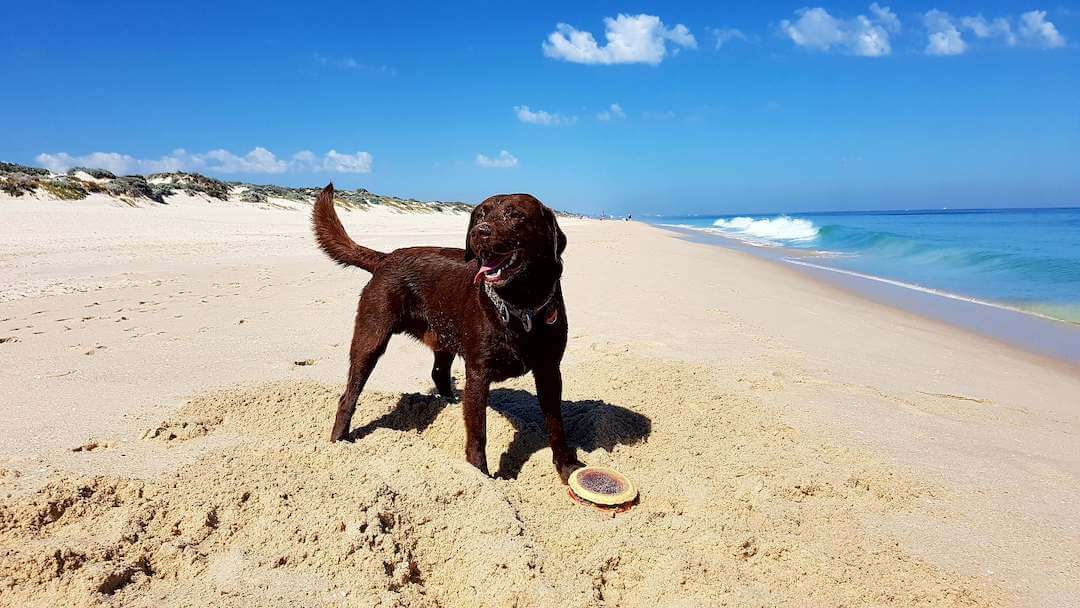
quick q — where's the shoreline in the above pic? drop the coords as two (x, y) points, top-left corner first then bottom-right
(657, 223), (1080, 366)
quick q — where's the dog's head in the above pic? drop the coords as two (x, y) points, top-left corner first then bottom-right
(465, 194), (566, 293)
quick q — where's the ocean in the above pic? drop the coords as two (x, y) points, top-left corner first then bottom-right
(655, 207), (1080, 325)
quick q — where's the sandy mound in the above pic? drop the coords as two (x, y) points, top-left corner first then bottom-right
(0, 353), (998, 607)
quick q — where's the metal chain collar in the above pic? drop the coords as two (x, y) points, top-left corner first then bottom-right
(483, 281), (555, 332)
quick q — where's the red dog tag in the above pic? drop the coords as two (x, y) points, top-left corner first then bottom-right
(544, 307), (558, 325)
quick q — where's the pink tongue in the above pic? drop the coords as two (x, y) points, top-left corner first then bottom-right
(473, 264), (494, 285)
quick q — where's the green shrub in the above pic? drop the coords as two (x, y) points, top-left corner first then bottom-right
(81, 180), (105, 193)
(242, 183), (307, 202)
(238, 188), (267, 203)
(1, 175), (41, 197)
(40, 177), (89, 200)
(107, 175), (165, 203)
(68, 167), (117, 179)
(149, 172), (231, 200)
(151, 184), (175, 200)
(0, 162), (49, 176)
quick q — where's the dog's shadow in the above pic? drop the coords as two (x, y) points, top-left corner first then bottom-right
(489, 388), (652, 479)
(349, 392), (451, 441)
(349, 389), (651, 479)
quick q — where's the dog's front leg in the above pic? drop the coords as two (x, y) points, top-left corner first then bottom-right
(462, 366), (490, 476)
(534, 365), (584, 484)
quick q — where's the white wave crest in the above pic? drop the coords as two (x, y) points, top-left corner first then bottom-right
(711, 216), (819, 242)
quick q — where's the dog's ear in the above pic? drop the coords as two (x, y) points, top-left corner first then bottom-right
(544, 206), (567, 257)
(464, 204), (481, 261)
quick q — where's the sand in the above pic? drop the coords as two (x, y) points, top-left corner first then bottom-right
(2, 193), (1078, 606)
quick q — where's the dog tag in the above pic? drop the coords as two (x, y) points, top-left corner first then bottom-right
(544, 307), (558, 325)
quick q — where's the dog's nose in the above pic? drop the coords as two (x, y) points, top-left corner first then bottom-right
(474, 222), (493, 237)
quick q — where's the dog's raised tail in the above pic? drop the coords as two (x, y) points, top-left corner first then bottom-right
(312, 183), (387, 272)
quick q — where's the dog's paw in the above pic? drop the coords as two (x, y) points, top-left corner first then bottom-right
(466, 449), (490, 477)
(329, 430), (354, 443)
(556, 459), (586, 485)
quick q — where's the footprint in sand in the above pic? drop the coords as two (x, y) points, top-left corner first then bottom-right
(71, 440), (112, 453)
(917, 391), (991, 405)
(143, 417), (222, 442)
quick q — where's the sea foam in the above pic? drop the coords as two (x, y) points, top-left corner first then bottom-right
(711, 216), (819, 243)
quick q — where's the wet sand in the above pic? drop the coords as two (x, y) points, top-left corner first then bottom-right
(664, 224), (1080, 364)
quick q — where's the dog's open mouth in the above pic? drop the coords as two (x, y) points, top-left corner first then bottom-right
(473, 250), (522, 286)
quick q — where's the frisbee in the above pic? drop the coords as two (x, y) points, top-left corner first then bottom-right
(567, 466), (638, 511)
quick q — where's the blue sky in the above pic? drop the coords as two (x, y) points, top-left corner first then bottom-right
(3, 1), (1078, 214)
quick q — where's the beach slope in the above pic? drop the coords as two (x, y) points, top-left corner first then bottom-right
(2, 196), (1078, 606)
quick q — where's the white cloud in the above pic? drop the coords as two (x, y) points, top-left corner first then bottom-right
(960, 15), (1016, 46)
(35, 151), (176, 175)
(664, 23), (697, 49)
(323, 150), (373, 173)
(291, 150), (318, 165)
(780, 5), (895, 56)
(781, 8), (846, 50)
(292, 149), (374, 174)
(869, 3), (901, 33)
(201, 147), (288, 173)
(927, 10), (1065, 55)
(849, 15), (893, 56)
(924, 10), (967, 55)
(708, 27), (750, 49)
(35, 147), (373, 175)
(542, 14), (697, 65)
(475, 150), (519, 169)
(513, 105), (577, 126)
(596, 103), (626, 121)
(1018, 10), (1066, 48)
(314, 53), (395, 75)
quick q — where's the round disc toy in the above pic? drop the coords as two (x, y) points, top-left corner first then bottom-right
(568, 466), (638, 512)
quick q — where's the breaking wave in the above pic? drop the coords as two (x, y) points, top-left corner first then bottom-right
(710, 216), (820, 243)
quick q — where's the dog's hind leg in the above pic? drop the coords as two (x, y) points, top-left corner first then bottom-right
(330, 300), (393, 442)
(431, 350), (457, 401)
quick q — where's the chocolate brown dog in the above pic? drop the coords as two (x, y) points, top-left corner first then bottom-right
(312, 184), (584, 483)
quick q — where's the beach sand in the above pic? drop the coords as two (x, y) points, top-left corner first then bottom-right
(2, 194), (1078, 606)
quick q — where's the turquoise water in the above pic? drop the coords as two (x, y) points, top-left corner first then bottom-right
(657, 208), (1080, 324)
